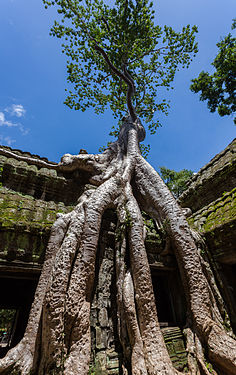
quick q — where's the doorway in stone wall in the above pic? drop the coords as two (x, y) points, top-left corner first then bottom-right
(151, 269), (186, 328)
(0, 275), (39, 358)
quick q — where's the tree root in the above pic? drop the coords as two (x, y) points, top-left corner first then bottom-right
(126, 190), (179, 375)
(123, 270), (148, 375)
(0, 212), (70, 374)
(115, 212), (131, 370)
(37, 178), (120, 374)
(0, 117), (236, 375)
(134, 155), (236, 374)
(184, 326), (219, 375)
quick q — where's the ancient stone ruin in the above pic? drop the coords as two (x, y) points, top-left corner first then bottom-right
(0, 138), (235, 373)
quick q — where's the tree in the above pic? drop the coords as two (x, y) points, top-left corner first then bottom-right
(159, 167), (193, 198)
(46, 0), (198, 136)
(0, 1), (236, 374)
(190, 20), (236, 124)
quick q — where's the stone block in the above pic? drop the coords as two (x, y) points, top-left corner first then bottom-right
(99, 307), (109, 327)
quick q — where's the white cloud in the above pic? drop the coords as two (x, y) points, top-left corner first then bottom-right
(0, 111), (29, 135)
(5, 104), (26, 118)
(12, 104), (26, 117)
(0, 112), (17, 127)
(0, 112), (4, 123)
(0, 135), (16, 146)
(19, 124), (29, 135)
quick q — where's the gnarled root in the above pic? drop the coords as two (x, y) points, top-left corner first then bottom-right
(0, 213), (70, 374)
(205, 321), (236, 375)
(37, 178), (120, 374)
(123, 270), (148, 375)
(115, 215), (131, 371)
(184, 326), (219, 375)
(126, 190), (179, 375)
(134, 155), (236, 375)
(1, 117), (236, 375)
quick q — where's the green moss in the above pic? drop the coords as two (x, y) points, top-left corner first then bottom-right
(0, 167), (3, 187)
(0, 188), (73, 230)
(204, 361), (215, 374)
(89, 360), (106, 375)
(188, 187), (236, 233)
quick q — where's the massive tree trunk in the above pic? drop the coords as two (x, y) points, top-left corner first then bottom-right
(0, 116), (235, 375)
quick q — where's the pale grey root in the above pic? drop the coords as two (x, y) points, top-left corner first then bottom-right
(0, 117), (235, 375)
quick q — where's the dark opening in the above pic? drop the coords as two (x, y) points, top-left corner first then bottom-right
(220, 263), (236, 333)
(151, 270), (186, 328)
(0, 309), (17, 348)
(0, 276), (38, 358)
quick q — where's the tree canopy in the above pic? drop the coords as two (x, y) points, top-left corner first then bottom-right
(190, 20), (236, 124)
(1, 2), (236, 374)
(159, 166), (193, 198)
(43, 0), (198, 136)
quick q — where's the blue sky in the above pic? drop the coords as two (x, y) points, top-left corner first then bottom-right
(0, 0), (235, 173)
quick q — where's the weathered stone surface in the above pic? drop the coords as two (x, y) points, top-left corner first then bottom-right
(99, 307), (109, 327)
(188, 187), (236, 233)
(179, 138), (236, 212)
(0, 145), (90, 205)
(188, 187), (236, 264)
(162, 327), (188, 372)
(0, 187), (73, 266)
(1, 139), (236, 372)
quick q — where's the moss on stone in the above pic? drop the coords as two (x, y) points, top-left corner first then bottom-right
(188, 187), (236, 233)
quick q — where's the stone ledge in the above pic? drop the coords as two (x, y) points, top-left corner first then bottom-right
(179, 138), (236, 212)
(0, 187), (73, 229)
(188, 187), (236, 234)
(0, 152), (87, 205)
(0, 261), (41, 277)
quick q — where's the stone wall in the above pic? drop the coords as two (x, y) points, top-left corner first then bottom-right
(179, 138), (236, 212)
(188, 187), (236, 264)
(0, 146), (188, 371)
(0, 140), (235, 371)
(179, 139), (236, 332)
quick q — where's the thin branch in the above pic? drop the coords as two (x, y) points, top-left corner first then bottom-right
(67, 0), (137, 120)
(123, 64), (136, 120)
(94, 44), (137, 120)
(128, 46), (168, 65)
(135, 82), (146, 110)
(100, 16), (110, 33)
(95, 72), (112, 84)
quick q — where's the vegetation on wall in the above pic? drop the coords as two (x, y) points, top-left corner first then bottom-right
(0, 1), (235, 375)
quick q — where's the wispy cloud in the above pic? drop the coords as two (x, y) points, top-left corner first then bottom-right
(0, 112), (18, 127)
(0, 135), (16, 146)
(5, 104), (26, 118)
(19, 124), (29, 135)
(0, 108), (29, 135)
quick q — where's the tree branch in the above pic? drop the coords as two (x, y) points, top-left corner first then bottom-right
(100, 16), (110, 33)
(94, 44), (137, 120)
(128, 46), (168, 64)
(66, 0), (137, 121)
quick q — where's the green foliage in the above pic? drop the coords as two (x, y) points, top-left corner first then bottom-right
(88, 359), (105, 375)
(115, 207), (132, 242)
(139, 143), (150, 159)
(190, 19), (236, 124)
(159, 166), (193, 198)
(205, 361), (215, 374)
(0, 309), (16, 330)
(142, 211), (157, 233)
(43, 0), (198, 135)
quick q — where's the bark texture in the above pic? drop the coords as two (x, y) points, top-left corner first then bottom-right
(0, 117), (236, 375)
